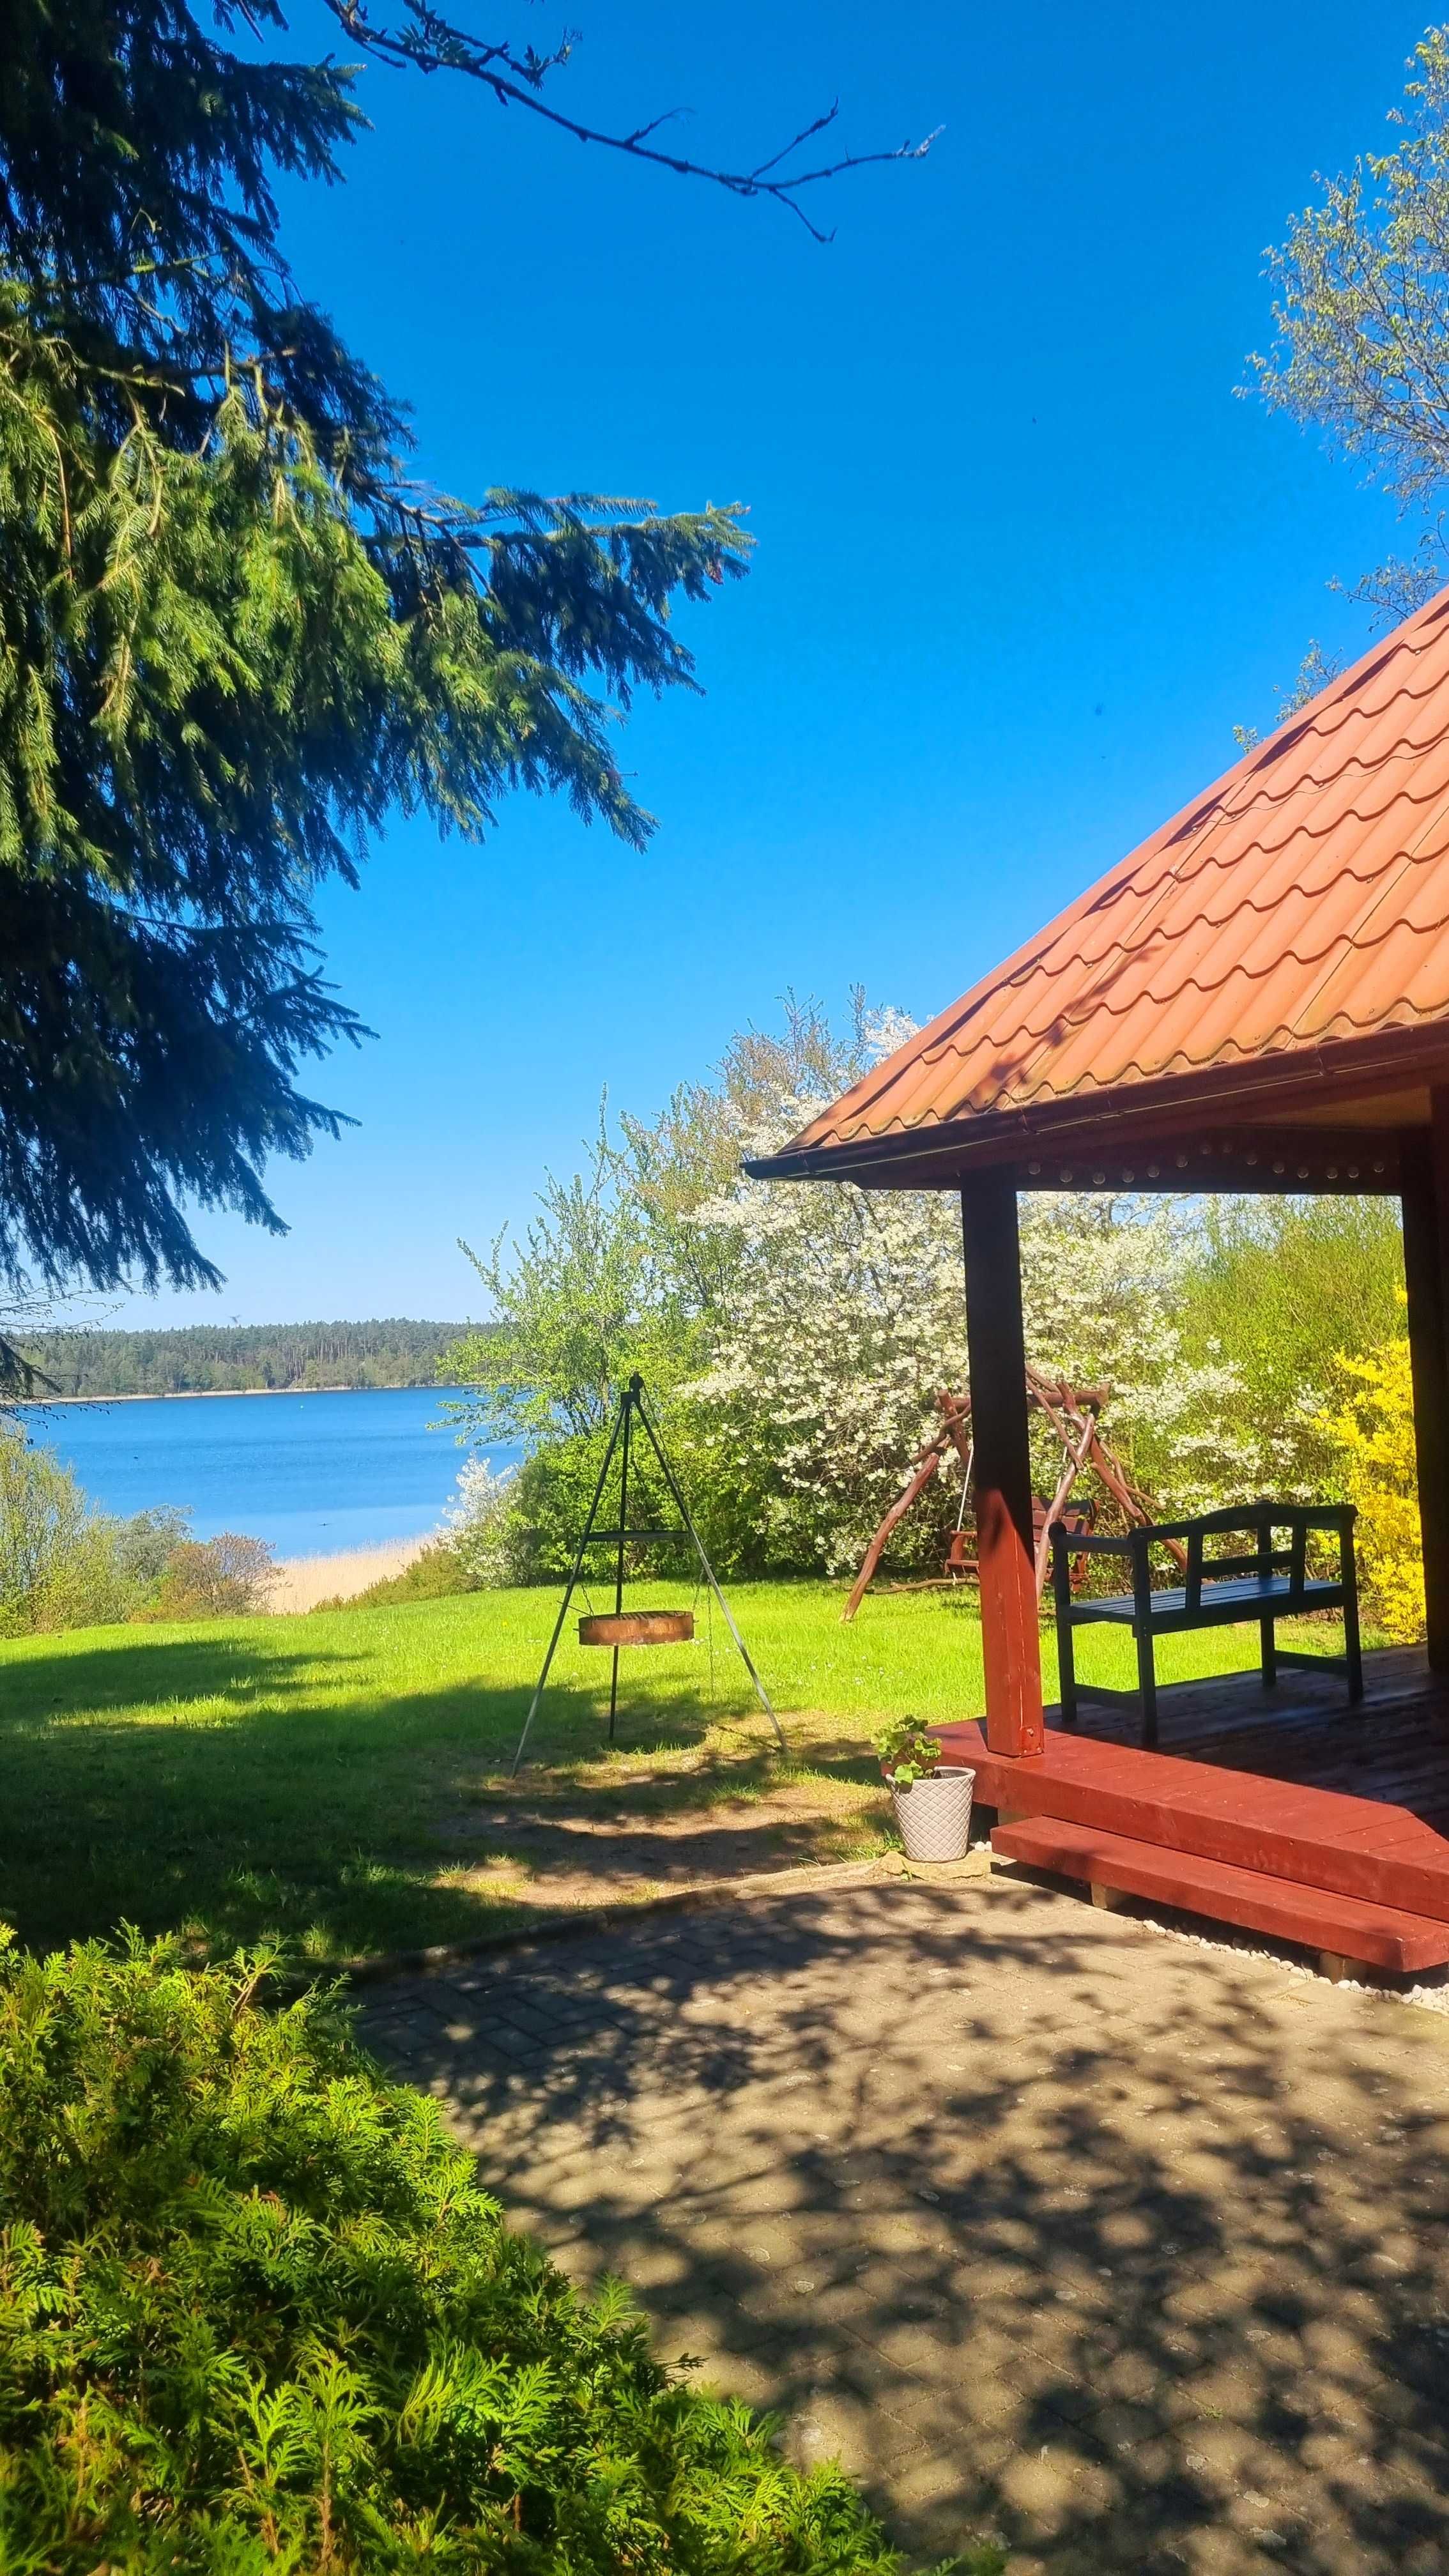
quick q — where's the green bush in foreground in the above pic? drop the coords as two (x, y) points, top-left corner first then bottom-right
(0, 1936), (991, 2575)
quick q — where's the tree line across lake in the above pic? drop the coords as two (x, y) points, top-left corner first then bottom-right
(20, 1320), (468, 1399)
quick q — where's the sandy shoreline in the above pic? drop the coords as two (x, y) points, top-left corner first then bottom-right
(268, 1533), (434, 1613)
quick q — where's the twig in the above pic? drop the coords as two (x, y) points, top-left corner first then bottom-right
(319, 0), (937, 243)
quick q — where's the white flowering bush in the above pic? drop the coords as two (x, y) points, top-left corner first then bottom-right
(440, 1455), (521, 1587)
(682, 1021), (1294, 1574)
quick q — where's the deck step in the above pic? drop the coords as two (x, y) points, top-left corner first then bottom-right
(992, 1814), (1449, 1973)
(934, 1719), (1449, 1924)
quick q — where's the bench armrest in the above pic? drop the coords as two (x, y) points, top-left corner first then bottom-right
(1047, 1526), (1136, 1557)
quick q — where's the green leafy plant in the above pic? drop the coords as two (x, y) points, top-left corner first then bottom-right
(873, 1714), (946, 1786)
(0, 1427), (189, 1633)
(0, 1931), (992, 2575)
(149, 1529), (277, 1620)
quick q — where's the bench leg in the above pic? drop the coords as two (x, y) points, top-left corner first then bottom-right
(1342, 1558), (1364, 1707)
(1135, 1625), (1158, 1750)
(1052, 1545), (1077, 1728)
(1260, 1617), (1277, 1689)
(1058, 1615), (1078, 1728)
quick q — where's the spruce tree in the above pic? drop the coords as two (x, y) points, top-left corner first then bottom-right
(0, 1), (762, 1296)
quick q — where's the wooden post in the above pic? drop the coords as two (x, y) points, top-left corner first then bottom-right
(960, 1179), (1045, 1757)
(1401, 1109), (1449, 1673)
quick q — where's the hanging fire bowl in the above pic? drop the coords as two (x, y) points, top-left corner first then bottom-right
(578, 1610), (694, 1648)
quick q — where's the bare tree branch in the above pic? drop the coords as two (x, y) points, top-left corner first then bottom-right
(320, 0), (937, 243)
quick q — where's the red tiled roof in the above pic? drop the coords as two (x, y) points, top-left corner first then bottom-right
(762, 585), (1449, 1177)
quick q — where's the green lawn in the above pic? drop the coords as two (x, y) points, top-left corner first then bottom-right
(0, 1579), (1348, 1966)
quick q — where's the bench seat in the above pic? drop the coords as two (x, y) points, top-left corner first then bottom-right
(1080, 1572), (1344, 1632)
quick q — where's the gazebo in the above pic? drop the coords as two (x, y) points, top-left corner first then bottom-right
(747, 583), (1449, 1977)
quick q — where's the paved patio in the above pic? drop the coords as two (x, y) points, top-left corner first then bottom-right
(358, 1867), (1449, 2576)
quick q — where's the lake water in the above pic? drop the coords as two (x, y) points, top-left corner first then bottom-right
(16, 1387), (518, 1558)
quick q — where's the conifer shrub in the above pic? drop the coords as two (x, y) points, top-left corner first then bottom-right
(0, 1934), (987, 2575)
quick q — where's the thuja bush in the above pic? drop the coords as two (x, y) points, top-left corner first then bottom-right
(0, 1935), (991, 2576)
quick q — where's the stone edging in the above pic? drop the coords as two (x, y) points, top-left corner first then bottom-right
(325, 1847), (992, 1991)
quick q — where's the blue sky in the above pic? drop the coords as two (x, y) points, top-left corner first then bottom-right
(118, 0), (1432, 1327)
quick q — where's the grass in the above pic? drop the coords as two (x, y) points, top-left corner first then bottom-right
(0, 1578), (1350, 1966)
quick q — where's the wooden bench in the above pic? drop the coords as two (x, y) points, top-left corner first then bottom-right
(1050, 1502), (1363, 1749)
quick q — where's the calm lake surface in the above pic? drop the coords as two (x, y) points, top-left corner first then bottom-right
(17, 1387), (517, 1558)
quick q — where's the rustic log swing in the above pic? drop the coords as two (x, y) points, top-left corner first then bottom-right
(843, 1372), (1174, 1623)
(510, 1371), (783, 1774)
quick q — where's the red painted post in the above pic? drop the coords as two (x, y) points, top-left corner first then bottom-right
(1402, 1104), (1449, 1673)
(960, 1178), (1045, 1757)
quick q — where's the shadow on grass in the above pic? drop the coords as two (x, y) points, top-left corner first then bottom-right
(0, 1624), (870, 1964)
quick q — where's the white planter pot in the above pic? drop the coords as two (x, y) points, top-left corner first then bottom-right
(889, 1766), (976, 1862)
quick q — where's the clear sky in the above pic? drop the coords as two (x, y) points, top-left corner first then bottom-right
(112, 0), (1433, 1328)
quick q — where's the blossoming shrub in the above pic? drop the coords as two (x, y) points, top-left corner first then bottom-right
(1326, 1326), (1425, 1641)
(0, 1935), (987, 2576)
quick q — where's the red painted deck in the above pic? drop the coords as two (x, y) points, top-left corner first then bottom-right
(932, 1645), (1449, 1974)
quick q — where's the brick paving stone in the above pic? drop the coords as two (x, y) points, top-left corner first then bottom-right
(358, 1870), (1449, 2573)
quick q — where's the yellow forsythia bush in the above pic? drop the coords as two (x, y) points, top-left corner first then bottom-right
(1326, 1321), (1425, 1642)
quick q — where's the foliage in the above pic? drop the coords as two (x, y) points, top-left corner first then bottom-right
(0, 1932), (972, 2576)
(150, 1530), (277, 1620)
(443, 1111), (698, 1453)
(1325, 1319), (1425, 1641)
(1250, 24), (1449, 617)
(439, 1455), (522, 1587)
(448, 998), (1412, 1583)
(873, 1714), (944, 1786)
(0, 0), (750, 1295)
(1175, 1197), (1406, 1496)
(0, 1425), (187, 1632)
(684, 1056), (967, 1574)
(20, 1319), (466, 1396)
(687, 1068), (1271, 1572)
(1232, 640), (1346, 750)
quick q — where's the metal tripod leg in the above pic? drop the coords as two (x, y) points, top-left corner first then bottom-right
(509, 1403), (625, 1777)
(634, 1386), (786, 1753)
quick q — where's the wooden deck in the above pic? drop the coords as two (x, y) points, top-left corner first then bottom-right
(931, 1645), (1449, 1975)
(1047, 1641), (1449, 1828)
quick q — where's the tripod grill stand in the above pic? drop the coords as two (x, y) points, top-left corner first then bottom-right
(510, 1372), (783, 1775)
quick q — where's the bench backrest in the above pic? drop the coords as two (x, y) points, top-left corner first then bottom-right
(1048, 1501), (1357, 1617)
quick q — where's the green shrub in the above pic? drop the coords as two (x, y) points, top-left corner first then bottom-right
(318, 1540), (478, 1612)
(0, 1430), (188, 1634)
(0, 1935), (985, 2575)
(148, 1529), (276, 1619)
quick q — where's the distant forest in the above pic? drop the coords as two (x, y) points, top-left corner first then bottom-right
(20, 1320), (469, 1399)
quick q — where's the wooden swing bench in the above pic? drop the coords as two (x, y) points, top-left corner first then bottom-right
(1050, 1501), (1364, 1750)
(947, 1499), (1096, 1588)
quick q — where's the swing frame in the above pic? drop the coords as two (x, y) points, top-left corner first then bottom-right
(843, 1373), (1177, 1623)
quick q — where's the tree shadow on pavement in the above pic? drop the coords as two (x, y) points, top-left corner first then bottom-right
(359, 1873), (1449, 2576)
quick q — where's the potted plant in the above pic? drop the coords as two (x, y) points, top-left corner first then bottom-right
(875, 1715), (976, 1862)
